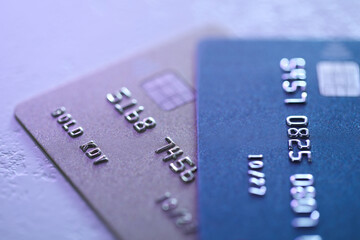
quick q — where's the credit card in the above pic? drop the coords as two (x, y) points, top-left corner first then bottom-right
(15, 26), (225, 240)
(197, 40), (360, 240)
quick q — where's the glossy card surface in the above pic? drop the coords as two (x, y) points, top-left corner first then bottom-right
(15, 26), (225, 240)
(197, 40), (360, 240)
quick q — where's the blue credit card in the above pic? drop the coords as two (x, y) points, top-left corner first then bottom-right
(196, 40), (360, 240)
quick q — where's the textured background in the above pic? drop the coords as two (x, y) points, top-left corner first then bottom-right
(1, 1), (360, 239)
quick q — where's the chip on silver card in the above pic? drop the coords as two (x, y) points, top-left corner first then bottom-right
(15, 26), (225, 240)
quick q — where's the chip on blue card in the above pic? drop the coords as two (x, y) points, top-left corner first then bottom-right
(197, 40), (360, 240)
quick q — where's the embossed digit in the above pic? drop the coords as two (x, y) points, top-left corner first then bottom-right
(287, 128), (309, 138)
(284, 92), (307, 104)
(290, 174), (314, 187)
(133, 117), (156, 133)
(291, 186), (316, 200)
(282, 80), (307, 93)
(106, 87), (131, 104)
(291, 198), (317, 213)
(280, 58), (306, 71)
(161, 197), (178, 211)
(170, 157), (194, 173)
(180, 166), (197, 183)
(286, 116), (308, 127)
(288, 139), (311, 150)
(249, 186), (267, 196)
(249, 177), (266, 187)
(289, 150), (312, 162)
(292, 210), (319, 228)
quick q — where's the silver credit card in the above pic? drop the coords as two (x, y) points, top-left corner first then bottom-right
(15, 26), (226, 240)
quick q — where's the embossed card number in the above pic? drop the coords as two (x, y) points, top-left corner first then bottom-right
(106, 87), (156, 133)
(286, 116), (311, 163)
(281, 58), (319, 239)
(156, 137), (197, 183)
(280, 58), (308, 104)
(156, 192), (197, 235)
